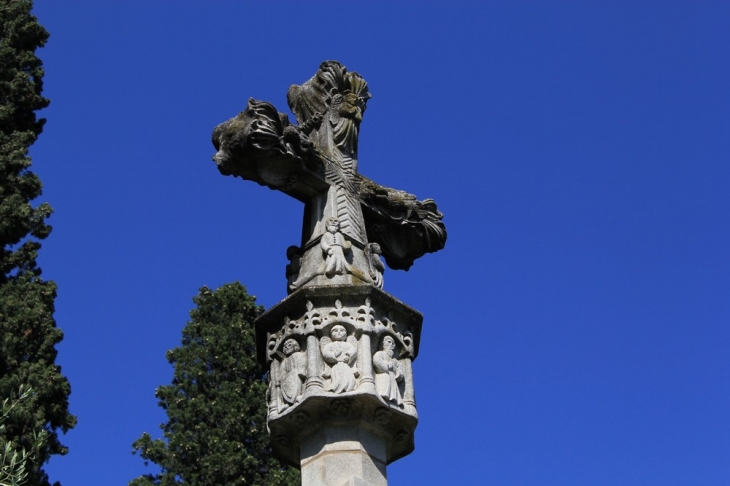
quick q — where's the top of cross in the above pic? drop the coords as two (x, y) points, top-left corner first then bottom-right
(212, 61), (446, 292)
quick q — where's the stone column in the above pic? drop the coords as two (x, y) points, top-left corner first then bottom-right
(305, 333), (324, 392)
(357, 332), (376, 395)
(300, 425), (387, 486)
(211, 60), (446, 486)
(401, 358), (417, 417)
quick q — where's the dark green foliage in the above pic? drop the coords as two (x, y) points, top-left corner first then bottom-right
(131, 283), (299, 486)
(1, 386), (49, 486)
(0, 2), (75, 486)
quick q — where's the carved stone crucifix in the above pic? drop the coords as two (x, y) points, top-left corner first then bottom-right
(212, 61), (446, 292)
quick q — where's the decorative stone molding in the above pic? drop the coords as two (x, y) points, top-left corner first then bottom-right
(257, 285), (421, 467)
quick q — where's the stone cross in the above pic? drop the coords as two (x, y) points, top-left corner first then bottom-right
(212, 61), (446, 290)
(212, 61), (446, 486)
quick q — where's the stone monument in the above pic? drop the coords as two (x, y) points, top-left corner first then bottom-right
(212, 61), (446, 486)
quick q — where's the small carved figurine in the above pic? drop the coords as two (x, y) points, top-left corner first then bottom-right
(320, 217), (351, 278)
(285, 245), (302, 291)
(320, 325), (358, 393)
(278, 338), (307, 410)
(364, 242), (385, 289)
(373, 336), (403, 406)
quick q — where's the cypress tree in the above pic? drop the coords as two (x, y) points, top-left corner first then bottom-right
(0, 1), (76, 486)
(131, 283), (299, 486)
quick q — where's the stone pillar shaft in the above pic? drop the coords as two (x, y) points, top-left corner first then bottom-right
(357, 333), (376, 394)
(305, 334), (324, 391)
(300, 424), (387, 486)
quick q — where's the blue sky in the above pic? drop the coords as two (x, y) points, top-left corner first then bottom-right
(27, 2), (730, 485)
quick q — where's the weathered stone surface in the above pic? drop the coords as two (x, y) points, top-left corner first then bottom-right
(300, 425), (387, 486)
(211, 62), (443, 485)
(211, 61), (446, 285)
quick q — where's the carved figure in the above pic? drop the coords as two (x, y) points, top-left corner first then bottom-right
(364, 242), (385, 289)
(373, 336), (403, 406)
(278, 339), (307, 409)
(320, 325), (358, 393)
(320, 217), (351, 277)
(211, 61), (446, 278)
(285, 245), (302, 290)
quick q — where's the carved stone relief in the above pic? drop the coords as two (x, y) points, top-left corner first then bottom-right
(320, 325), (358, 393)
(262, 294), (419, 423)
(212, 61), (438, 470)
(278, 338), (306, 409)
(364, 243), (385, 289)
(373, 335), (403, 406)
(211, 60), (447, 290)
(320, 218), (352, 278)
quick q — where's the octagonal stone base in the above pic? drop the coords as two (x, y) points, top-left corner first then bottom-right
(255, 285), (422, 472)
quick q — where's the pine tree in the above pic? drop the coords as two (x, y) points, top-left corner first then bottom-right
(131, 283), (299, 486)
(0, 1), (76, 486)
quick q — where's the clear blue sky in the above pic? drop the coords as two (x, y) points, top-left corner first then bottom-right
(28, 2), (730, 485)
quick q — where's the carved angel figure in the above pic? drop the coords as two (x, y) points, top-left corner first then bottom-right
(320, 217), (351, 277)
(278, 339), (307, 409)
(320, 325), (358, 393)
(373, 336), (403, 405)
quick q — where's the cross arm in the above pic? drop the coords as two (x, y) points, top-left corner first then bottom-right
(357, 175), (447, 270)
(212, 98), (329, 202)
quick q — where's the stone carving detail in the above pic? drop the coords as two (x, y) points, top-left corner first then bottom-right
(329, 398), (351, 417)
(261, 294), (419, 427)
(373, 407), (392, 425)
(358, 177), (446, 270)
(320, 217), (351, 278)
(291, 410), (309, 428)
(278, 338), (306, 409)
(285, 245), (302, 291)
(211, 60), (447, 287)
(213, 62), (438, 472)
(289, 62), (370, 245)
(264, 299), (416, 362)
(364, 242), (384, 289)
(373, 335), (403, 406)
(320, 325), (358, 393)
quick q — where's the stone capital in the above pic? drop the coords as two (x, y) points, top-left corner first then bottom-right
(255, 285), (422, 467)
